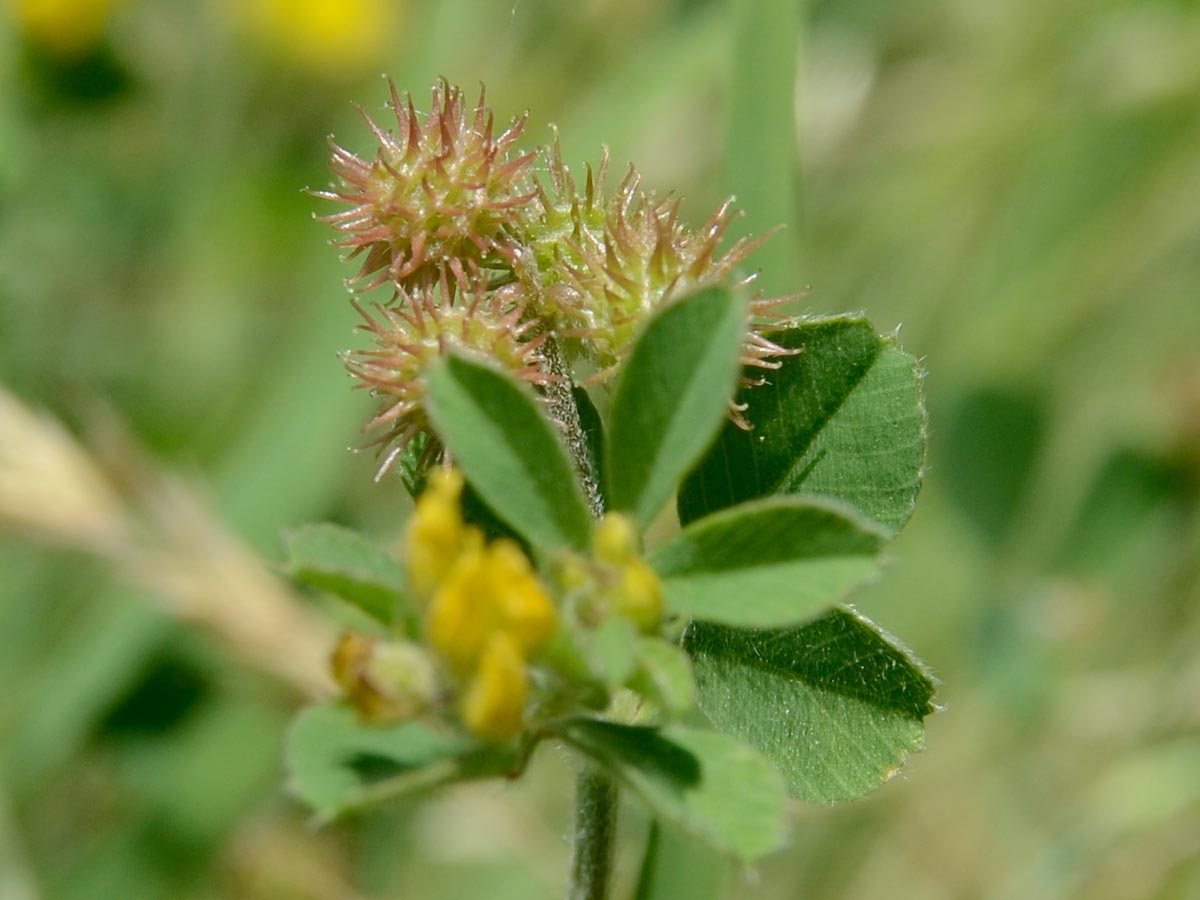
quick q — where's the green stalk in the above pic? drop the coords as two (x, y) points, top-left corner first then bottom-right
(541, 335), (605, 519)
(568, 764), (620, 900)
(541, 336), (617, 900)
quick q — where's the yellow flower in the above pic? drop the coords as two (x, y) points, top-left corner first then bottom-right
(612, 558), (663, 633)
(235, 0), (398, 75)
(588, 514), (664, 632)
(402, 468), (557, 740)
(486, 539), (558, 652)
(405, 468), (471, 601)
(459, 632), (527, 742)
(8, 0), (125, 58)
(426, 541), (500, 675)
(426, 537), (557, 676)
(593, 513), (639, 564)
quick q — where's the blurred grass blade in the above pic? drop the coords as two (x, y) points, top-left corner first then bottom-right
(724, 0), (801, 295)
(633, 820), (727, 900)
(940, 386), (1046, 545)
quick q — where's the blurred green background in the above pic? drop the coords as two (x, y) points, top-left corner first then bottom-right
(2, 0), (1199, 898)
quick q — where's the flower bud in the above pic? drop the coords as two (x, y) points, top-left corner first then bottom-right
(611, 559), (663, 633)
(593, 513), (638, 564)
(331, 633), (437, 724)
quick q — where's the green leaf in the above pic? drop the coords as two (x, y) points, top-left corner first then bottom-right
(286, 705), (510, 821)
(684, 608), (937, 804)
(678, 317), (925, 534)
(607, 286), (748, 527)
(650, 496), (887, 627)
(630, 638), (696, 716)
(285, 523), (408, 624)
(424, 354), (592, 551)
(560, 719), (786, 861)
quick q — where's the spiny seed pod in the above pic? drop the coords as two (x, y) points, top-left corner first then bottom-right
(344, 274), (551, 476)
(316, 78), (538, 292)
(519, 139), (797, 389)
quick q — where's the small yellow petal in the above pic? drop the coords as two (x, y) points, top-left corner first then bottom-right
(405, 469), (466, 601)
(488, 540), (558, 653)
(426, 544), (499, 675)
(460, 632), (527, 742)
(613, 559), (664, 633)
(593, 513), (638, 564)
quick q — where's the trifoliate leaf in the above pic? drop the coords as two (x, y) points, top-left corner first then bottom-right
(684, 609), (936, 804)
(650, 496), (886, 627)
(425, 353), (592, 551)
(679, 317), (924, 534)
(608, 286), (747, 528)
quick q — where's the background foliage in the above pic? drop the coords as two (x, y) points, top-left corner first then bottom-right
(1, 0), (1199, 898)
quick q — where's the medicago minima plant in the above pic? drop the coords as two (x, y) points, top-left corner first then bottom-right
(283, 79), (936, 898)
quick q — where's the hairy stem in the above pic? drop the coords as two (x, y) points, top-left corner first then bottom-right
(568, 764), (620, 900)
(541, 337), (617, 899)
(541, 336), (605, 518)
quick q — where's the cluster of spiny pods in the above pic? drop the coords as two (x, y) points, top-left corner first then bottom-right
(314, 78), (795, 475)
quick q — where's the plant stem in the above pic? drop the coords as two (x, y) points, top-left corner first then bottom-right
(540, 336), (617, 899)
(541, 336), (605, 518)
(568, 764), (620, 900)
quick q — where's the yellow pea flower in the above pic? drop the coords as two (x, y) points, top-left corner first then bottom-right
(405, 468), (471, 602)
(593, 513), (639, 564)
(426, 542), (501, 676)
(488, 539), (558, 654)
(589, 513), (663, 632)
(426, 537), (557, 675)
(459, 632), (527, 742)
(612, 558), (664, 633)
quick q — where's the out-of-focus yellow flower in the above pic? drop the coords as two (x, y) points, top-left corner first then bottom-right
(402, 469), (558, 741)
(612, 558), (663, 633)
(593, 512), (639, 564)
(426, 537), (557, 677)
(235, 0), (399, 75)
(405, 468), (473, 601)
(426, 542), (499, 676)
(7, 0), (125, 59)
(585, 513), (662, 633)
(459, 632), (527, 743)
(487, 539), (559, 651)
